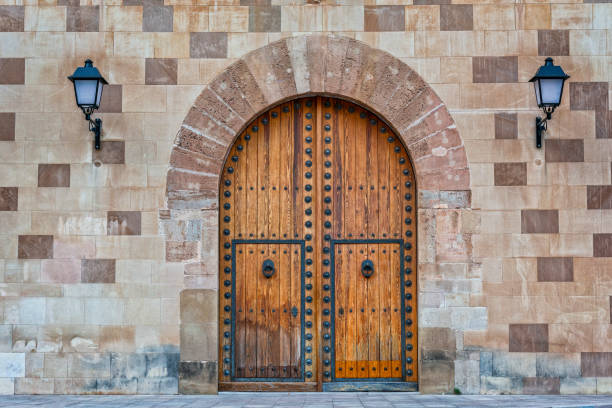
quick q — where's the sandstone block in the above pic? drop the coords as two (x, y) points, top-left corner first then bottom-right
(0, 353), (25, 378)
(420, 360), (454, 394)
(561, 377), (596, 394)
(178, 361), (217, 394)
(68, 353), (110, 378)
(536, 352), (581, 378)
(492, 352), (536, 377)
(480, 376), (523, 394)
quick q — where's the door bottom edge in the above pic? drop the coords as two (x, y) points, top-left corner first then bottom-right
(322, 382), (418, 392)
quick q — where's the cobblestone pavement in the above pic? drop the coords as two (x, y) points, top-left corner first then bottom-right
(1, 393), (612, 408)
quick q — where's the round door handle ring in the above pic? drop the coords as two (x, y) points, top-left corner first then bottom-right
(361, 259), (374, 278)
(262, 259), (275, 278)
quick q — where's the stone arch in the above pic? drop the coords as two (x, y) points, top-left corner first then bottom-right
(166, 34), (471, 394)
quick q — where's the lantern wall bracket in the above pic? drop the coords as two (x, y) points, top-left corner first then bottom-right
(88, 117), (102, 150)
(535, 116), (547, 149)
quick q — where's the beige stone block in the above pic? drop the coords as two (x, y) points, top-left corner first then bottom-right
(173, 6), (208, 32)
(46, 298), (85, 324)
(440, 57), (471, 84)
(559, 210), (602, 234)
(47, 142), (90, 163)
(281, 6), (322, 32)
(517, 30), (538, 56)
(480, 211), (521, 234)
(31, 212), (106, 235)
(405, 6), (438, 31)
(454, 112), (495, 140)
(161, 299), (179, 325)
(414, 31), (451, 57)
(75, 32), (114, 59)
(516, 4), (550, 30)
(569, 30), (607, 56)
(0, 141), (25, 163)
(25, 59), (61, 85)
(43, 354), (67, 378)
(43, 84), (79, 113)
(209, 6), (248, 32)
(227, 33), (268, 59)
(551, 4), (592, 30)
(363, 31), (413, 57)
(154, 33), (190, 58)
(108, 58), (145, 85)
(512, 233), (550, 257)
(463, 324), (509, 350)
(25, 6), (66, 31)
(431, 83), (459, 109)
(323, 6), (363, 31)
(94, 236), (129, 259)
(0, 212), (31, 235)
(537, 56), (608, 82)
(0, 33), (36, 58)
(114, 32), (155, 58)
(593, 324), (612, 352)
(472, 233), (513, 258)
(484, 31), (521, 57)
(0, 85), (45, 112)
(123, 141), (156, 164)
(545, 110), (596, 140)
(166, 85), (205, 115)
(98, 326), (135, 352)
(549, 234), (593, 257)
(400, 57), (439, 84)
(550, 324), (593, 353)
(129, 237), (165, 260)
(450, 31), (485, 57)
(199, 58), (233, 84)
(122, 85), (166, 113)
(125, 298), (160, 325)
(593, 4), (612, 29)
(474, 5), (514, 31)
(460, 83), (532, 110)
(177, 58), (200, 85)
(140, 211), (159, 236)
(0, 164), (37, 187)
(15, 112), (61, 141)
(68, 353), (110, 378)
(103, 6), (142, 32)
(107, 164), (147, 187)
(15, 378), (53, 395)
(130, 188), (164, 212)
(469, 163), (494, 186)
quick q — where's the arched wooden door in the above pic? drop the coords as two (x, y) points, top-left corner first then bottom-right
(219, 97), (417, 391)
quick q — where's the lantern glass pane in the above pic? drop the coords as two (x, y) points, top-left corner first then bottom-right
(539, 78), (564, 106)
(533, 80), (542, 106)
(74, 79), (99, 107)
(95, 81), (104, 107)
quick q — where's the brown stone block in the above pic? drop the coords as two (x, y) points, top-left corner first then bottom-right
(244, 39), (296, 105)
(81, 259), (115, 283)
(190, 32), (227, 58)
(587, 185), (612, 209)
(92, 141), (125, 164)
(145, 58), (177, 85)
(595, 110), (611, 139)
(0, 58), (24, 84)
(594, 233), (612, 257)
(166, 241), (198, 262)
(473, 56), (518, 83)
(420, 360), (454, 394)
(98, 85), (122, 113)
(0, 187), (17, 211)
(38, 164), (70, 187)
(169, 147), (223, 175)
(364, 6), (405, 32)
(0, 6), (24, 32)
(306, 35), (328, 93)
(537, 257), (574, 282)
(324, 36), (351, 96)
(523, 377), (560, 394)
(494, 112), (517, 139)
(509, 324), (549, 352)
(225, 59), (266, 114)
(174, 126), (229, 161)
(420, 327), (456, 361)
(107, 211), (141, 235)
(521, 209), (558, 234)
(67, 6), (99, 32)
(193, 87), (243, 133)
(209, 69), (254, 121)
(494, 163), (527, 186)
(545, 139), (584, 163)
(440, 5), (472, 31)
(180, 289), (217, 324)
(337, 39), (367, 97)
(249, 6), (280, 32)
(538, 30), (569, 56)
(414, 0), (450, 4)
(570, 82), (609, 111)
(143, 5), (173, 32)
(582, 352), (612, 376)
(18, 235), (53, 259)
(0, 112), (15, 141)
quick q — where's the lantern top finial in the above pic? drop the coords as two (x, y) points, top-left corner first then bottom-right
(68, 59), (108, 84)
(529, 57), (570, 82)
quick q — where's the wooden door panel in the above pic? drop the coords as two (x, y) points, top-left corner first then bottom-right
(220, 97), (417, 389)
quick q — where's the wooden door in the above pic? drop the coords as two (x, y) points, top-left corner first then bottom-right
(219, 97), (417, 391)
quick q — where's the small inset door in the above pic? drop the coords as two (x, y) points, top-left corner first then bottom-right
(232, 241), (305, 380)
(332, 241), (414, 381)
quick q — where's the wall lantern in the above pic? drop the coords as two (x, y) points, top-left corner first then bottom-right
(68, 59), (108, 150)
(529, 57), (570, 148)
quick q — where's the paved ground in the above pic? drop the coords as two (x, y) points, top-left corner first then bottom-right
(2, 393), (612, 408)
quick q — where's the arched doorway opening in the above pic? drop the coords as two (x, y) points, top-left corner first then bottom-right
(218, 96), (417, 391)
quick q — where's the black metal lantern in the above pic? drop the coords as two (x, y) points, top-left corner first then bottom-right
(68, 59), (108, 150)
(529, 57), (570, 148)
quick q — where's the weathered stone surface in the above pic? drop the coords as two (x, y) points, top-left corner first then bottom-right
(81, 259), (115, 283)
(523, 377), (560, 394)
(454, 359), (480, 395)
(107, 211), (141, 236)
(68, 353), (111, 378)
(178, 361), (217, 394)
(180, 289), (217, 324)
(0, 353), (25, 378)
(510, 324), (549, 352)
(536, 353), (581, 378)
(491, 352), (536, 377)
(420, 327), (456, 361)
(480, 376), (523, 395)
(14, 378), (53, 394)
(18, 235), (53, 259)
(581, 352), (612, 377)
(560, 377), (596, 394)
(420, 360), (454, 394)
(0, 187), (18, 211)
(166, 241), (199, 262)
(181, 323), (217, 361)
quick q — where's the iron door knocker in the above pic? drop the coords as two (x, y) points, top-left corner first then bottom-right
(262, 259), (275, 278)
(361, 259), (374, 278)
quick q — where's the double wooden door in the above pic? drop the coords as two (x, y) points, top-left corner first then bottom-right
(219, 97), (417, 391)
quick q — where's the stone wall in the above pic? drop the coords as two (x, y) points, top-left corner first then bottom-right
(0, 0), (610, 395)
